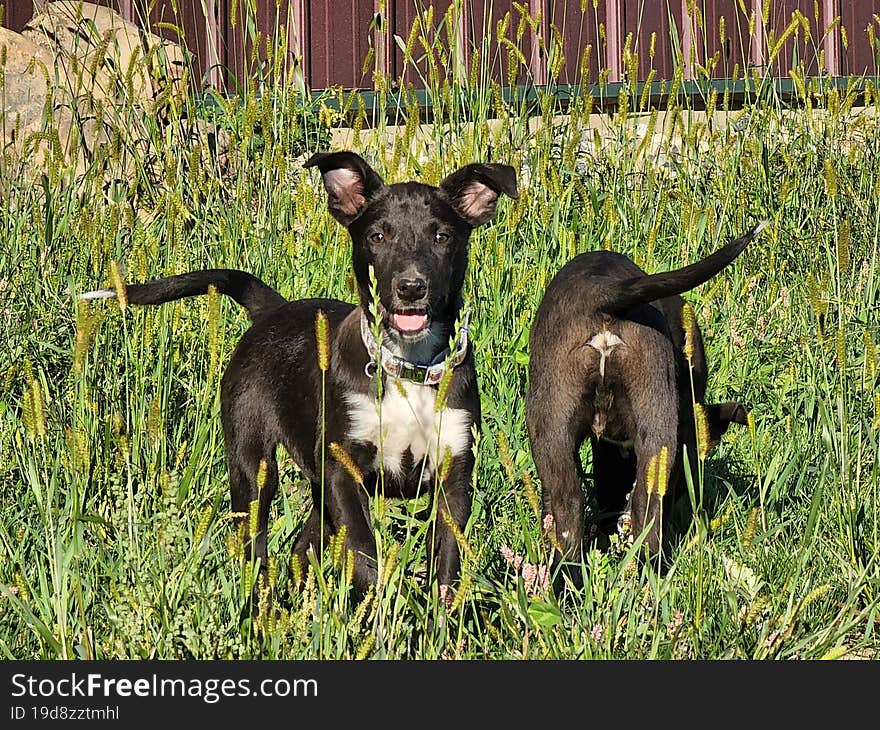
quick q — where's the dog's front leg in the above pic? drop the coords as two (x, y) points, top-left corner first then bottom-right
(322, 459), (379, 595)
(289, 499), (333, 585)
(429, 452), (473, 601)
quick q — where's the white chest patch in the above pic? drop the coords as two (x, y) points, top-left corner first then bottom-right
(344, 381), (472, 479)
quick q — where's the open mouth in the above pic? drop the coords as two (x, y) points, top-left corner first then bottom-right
(388, 309), (431, 335)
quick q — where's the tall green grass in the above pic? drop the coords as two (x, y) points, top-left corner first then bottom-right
(0, 1), (878, 659)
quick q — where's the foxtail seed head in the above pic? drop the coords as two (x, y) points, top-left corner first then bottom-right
(800, 583), (830, 611)
(194, 503), (214, 546)
(682, 301), (697, 362)
(22, 369), (47, 440)
(329, 442), (364, 485)
(656, 445), (669, 497)
(248, 499), (259, 539)
(256, 458), (268, 492)
(646, 452), (659, 496)
(207, 284), (221, 374)
(522, 470), (541, 518)
(438, 446), (453, 485)
(331, 525), (348, 569)
(344, 549), (355, 588)
(694, 403), (710, 460)
(864, 329), (876, 380)
(497, 430), (516, 483)
(72, 300), (98, 374)
(356, 633), (376, 660)
(449, 573), (473, 613)
(352, 585), (375, 629)
(435, 365), (453, 413)
(315, 309), (330, 372)
(289, 553), (303, 586)
(823, 157), (838, 198)
(109, 260), (127, 312)
(147, 397), (162, 445)
(741, 507), (759, 550)
(380, 542), (400, 588)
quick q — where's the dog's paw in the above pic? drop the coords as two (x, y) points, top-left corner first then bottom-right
(439, 583), (454, 611)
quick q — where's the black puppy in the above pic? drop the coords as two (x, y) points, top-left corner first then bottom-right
(82, 151), (518, 600)
(525, 222), (766, 564)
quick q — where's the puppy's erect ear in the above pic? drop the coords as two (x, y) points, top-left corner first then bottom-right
(704, 402), (748, 450)
(304, 151), (385, 226)
(440, 163), (519, 227)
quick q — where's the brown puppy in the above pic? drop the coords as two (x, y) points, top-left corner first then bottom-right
(526, 222), (766, 566)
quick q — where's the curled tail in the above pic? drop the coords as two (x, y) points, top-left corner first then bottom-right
(78, 269), (287, 321)
(599, 221), (768, 315)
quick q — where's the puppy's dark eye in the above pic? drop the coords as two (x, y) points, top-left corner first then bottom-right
(434, 231), (450, 244)
(369, 232), (385, 244)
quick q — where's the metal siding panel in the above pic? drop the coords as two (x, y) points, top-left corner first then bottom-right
(3, 0), (127, 30)
(693, 0), (752, 79)
(146, 0), (219, 88)
(622, 0), (683, 81)
(307, 0), (374, 89)
(2, 1), (34, 31)
(764, 0), (824, 76)
(226, 0), (297, 89)
(392, 0), (454, 87)
(839, 0), (880, 76)
(546, 0), (606, 85)
(463, 0), (538, 85)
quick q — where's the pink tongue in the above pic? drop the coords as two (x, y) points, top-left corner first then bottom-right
(392, 312), (428, 332)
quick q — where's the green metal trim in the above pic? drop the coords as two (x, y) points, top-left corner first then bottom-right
(312, 76), (880, 117)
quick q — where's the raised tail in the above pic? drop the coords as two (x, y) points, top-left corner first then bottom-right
(78, 269), (287, 321)
(598, 221), (768, 315)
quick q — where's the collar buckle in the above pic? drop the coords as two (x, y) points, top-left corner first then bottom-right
(397, 360), (430, 384)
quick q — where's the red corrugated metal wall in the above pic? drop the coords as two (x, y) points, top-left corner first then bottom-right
(3, 0), (36, 30)
(840, 0), (880, 76)
(685, 0), (753, 79)
(2, 1), (877, 91)
(144, 0), (221, 87)
(393, 0), (454, 87)
(551, 0), (605, 85)
(306, 0), (376, 89)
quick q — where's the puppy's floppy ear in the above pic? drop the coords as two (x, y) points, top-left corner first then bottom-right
(304, 151), (385, 226)
(704, 402), (748, 450)
(440, 163), (519, 227)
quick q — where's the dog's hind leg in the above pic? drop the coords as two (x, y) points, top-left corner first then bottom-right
(227, 445), (279, 572)
(526, 399), (588, 562)
(592, 439), (637, 540)
(629, 433), (678, 556)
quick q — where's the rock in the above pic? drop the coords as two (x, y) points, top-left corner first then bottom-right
(0, 1), (227, 190)
(22, 1), (186, 110)
(0, 26), (74, 174)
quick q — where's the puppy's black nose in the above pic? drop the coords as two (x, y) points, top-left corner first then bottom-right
(396, 277), (427, 302)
